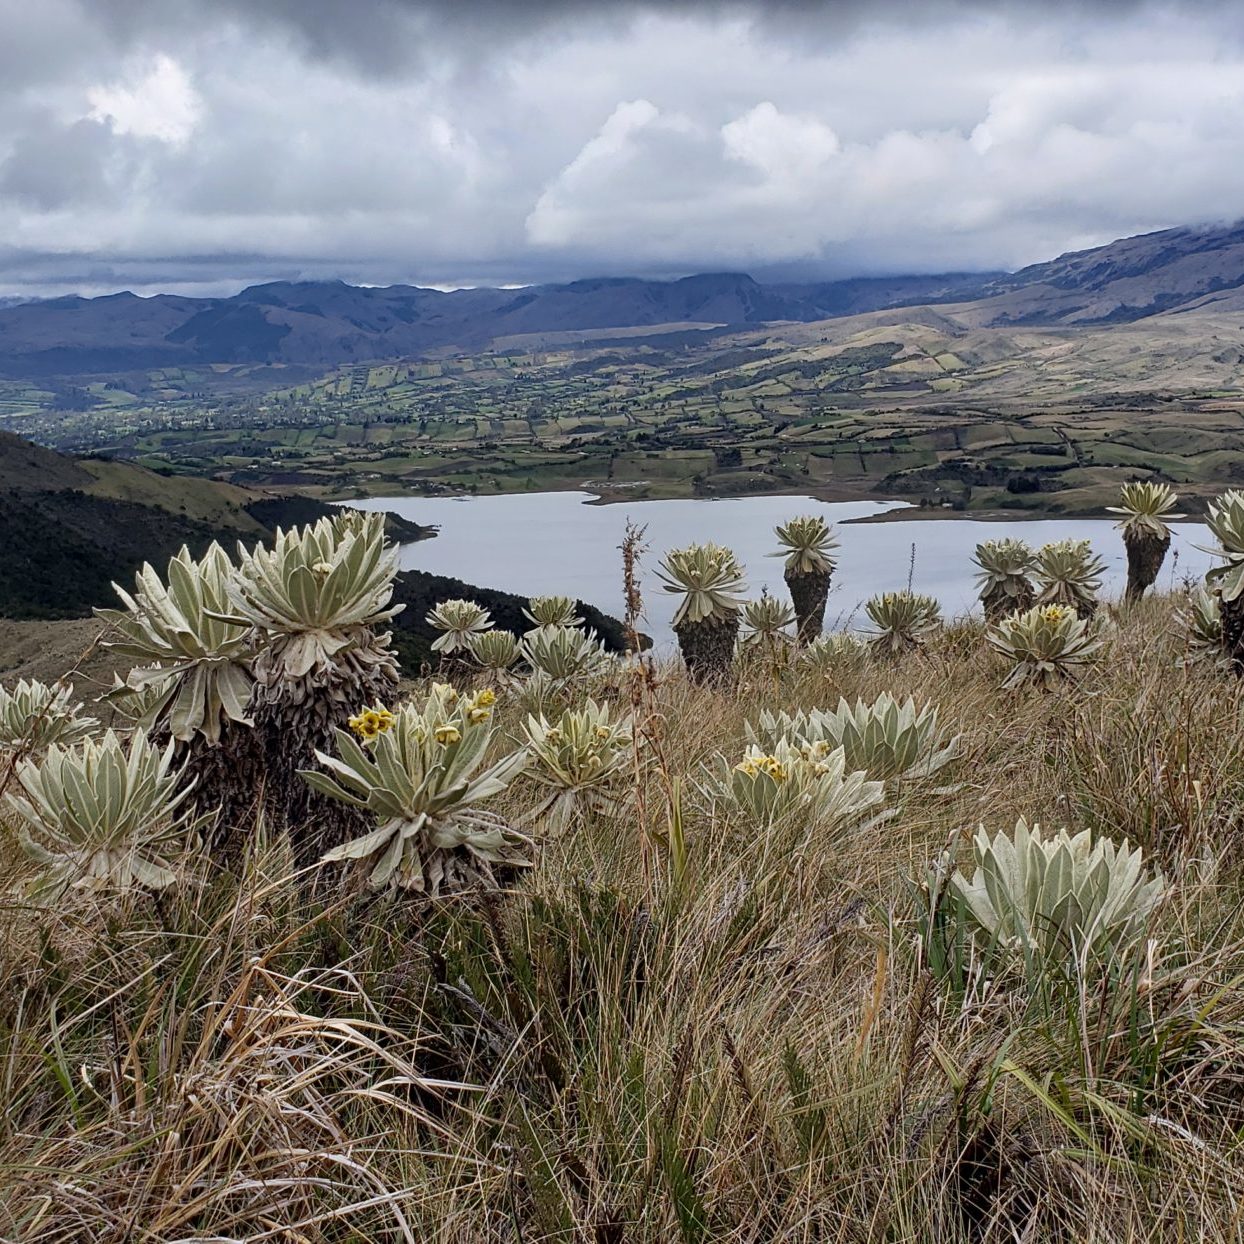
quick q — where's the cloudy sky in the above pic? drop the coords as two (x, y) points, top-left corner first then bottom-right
(1, 0), (1243, 296)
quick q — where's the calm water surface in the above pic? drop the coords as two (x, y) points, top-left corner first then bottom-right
(350, 492), (1219, 646)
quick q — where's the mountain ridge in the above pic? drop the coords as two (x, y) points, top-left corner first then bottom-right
(3, 220), (1244, 374)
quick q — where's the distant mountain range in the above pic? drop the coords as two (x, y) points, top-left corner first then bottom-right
(4, 221), (1244, 375)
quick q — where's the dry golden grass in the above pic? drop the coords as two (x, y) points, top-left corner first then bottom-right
(3, 594), (1244, 1241)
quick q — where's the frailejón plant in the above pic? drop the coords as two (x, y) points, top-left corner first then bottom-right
(467, 629), (522, 674)
(987, 604), (1103, 689)
(427, 598), (493, 654)
(1033, 539), (1105, 617)
(520, 625), (612, 686)
(1178, 587), (1225, 668)
(657, 543), (746, 682)
(972, 538), (1036, 622)
(301, 684), (530, 893)
(5, 729), (207, 898)
(739, 594), (797, 653)
(713, 739), (884, 830)
(772, 515), (838, 642)
(1204, 489), (1244, 671)
(522, 595), (582, 631)
(1108, 481), (1182, 600)
(944, 819), (1164, 970)
(221, 512), (403, 866)
(98, 543), (254, 746)
(798, 632), (865, 677)
(0, 679), (96, 758)
(864, 591), (941, 658)
(747, 693), (960, 782)
(521, 698), (632, 830)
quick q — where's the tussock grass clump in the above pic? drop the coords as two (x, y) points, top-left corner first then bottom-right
(6, 593), (1244, 1241)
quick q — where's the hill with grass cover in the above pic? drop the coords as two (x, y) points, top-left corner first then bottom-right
(0, 431), (630, 660)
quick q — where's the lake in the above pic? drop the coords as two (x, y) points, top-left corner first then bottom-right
(349, 492), (1221, 647)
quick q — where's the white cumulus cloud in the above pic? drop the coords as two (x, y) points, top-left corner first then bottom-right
(87, 54), (202, 146)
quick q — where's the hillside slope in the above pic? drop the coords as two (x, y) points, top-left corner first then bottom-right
(0, 432), (633, 662)
(0, 430), (430, 618)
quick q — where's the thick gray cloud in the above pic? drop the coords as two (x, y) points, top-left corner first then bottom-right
(0, 0), (1242, 295)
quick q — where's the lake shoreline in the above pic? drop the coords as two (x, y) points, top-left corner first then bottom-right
(349, 490), (1219, 647)
(351, 484), (1142, 527)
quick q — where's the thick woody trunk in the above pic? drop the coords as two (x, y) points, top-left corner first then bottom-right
(1221, 593), (1244, 675)
(250, 634), (401, 876)
(1123, 528), (1170, 601)
(180, 726), (269, 860)
(785, 567), (831, 643)
(982, 583), (1034, 624)
(674, 614), (739, 685)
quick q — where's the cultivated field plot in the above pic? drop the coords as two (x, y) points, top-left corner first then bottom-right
(5, 305), (1244, 513)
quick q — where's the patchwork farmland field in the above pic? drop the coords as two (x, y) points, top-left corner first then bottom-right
(6, 304), (1244, 515)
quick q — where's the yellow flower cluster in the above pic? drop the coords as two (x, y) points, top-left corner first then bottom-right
(1039, 604), (1075, 625)
(348, 706), (395, 741)
(735, 753), (789, 782)
(466, 687), (496, 725)
(434, 724), (462, 744)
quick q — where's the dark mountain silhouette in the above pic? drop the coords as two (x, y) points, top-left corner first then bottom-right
(0, 430), (632, 658)
(0, 269), (990, 374)
(965, 221), (1244, 325)
(3, 221), (1244, 375)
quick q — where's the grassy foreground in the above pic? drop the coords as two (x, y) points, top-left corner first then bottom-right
(3, 595), (1244, 1241)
